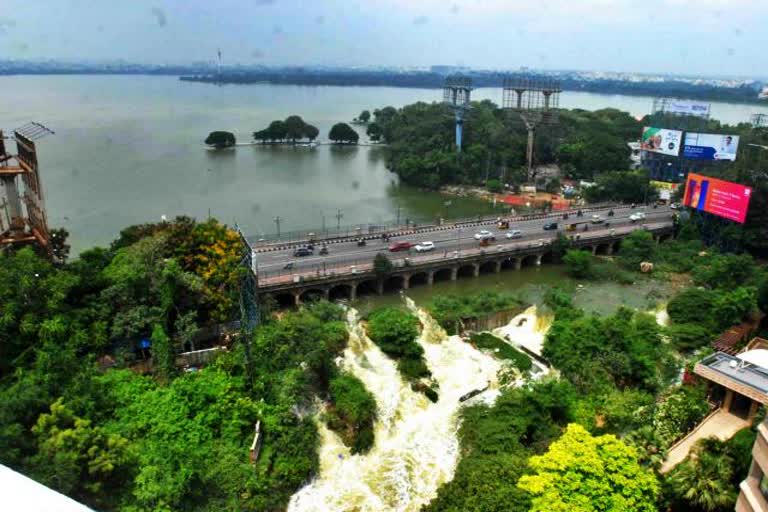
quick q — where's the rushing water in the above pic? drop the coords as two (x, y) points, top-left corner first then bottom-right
(288, 300), (517, 512)
(2, 75), (767, 253)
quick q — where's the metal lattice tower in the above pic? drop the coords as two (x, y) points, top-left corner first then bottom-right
(502, 76), (561, 182)
(236, 226), (258, 389)
(751, 113), (768, 128)
(443, 75), (472, 153)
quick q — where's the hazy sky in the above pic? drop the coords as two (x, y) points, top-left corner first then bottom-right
(1, 0), (766, 76)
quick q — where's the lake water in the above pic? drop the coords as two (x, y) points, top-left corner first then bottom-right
(1, 75), (765, 253)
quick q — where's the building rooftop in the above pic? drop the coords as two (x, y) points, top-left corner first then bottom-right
(695, 351), (768, 404)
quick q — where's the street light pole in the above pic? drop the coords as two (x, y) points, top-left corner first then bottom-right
(336, 209), (343, 232)
(274, 216), (281, 238)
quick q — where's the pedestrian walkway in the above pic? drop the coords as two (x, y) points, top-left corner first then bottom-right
(660, 409), (750, 473)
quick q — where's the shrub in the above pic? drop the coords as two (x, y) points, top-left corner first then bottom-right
(563, 249), (593, 278)
(469, 333), (532, 372)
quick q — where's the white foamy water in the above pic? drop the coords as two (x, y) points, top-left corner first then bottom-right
(654, 303), (670, 327)
(288, 303), (502, 512)
(493, 305), (553, 357)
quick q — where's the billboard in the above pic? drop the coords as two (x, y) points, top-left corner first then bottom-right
(641, 127), (682, 156)
(665, 100), (711, 118)
(650, 180), (680, 200)
(683, 173), (752, 223)
(683, 132), (740, 161)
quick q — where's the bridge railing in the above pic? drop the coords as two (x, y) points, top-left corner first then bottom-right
(256, 221), (673, 289)
(248, 201), (622, 249)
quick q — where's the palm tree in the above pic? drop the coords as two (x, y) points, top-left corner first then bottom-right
(667, 438), (737, 511)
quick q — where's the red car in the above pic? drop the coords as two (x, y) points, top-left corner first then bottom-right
(388, 241), (412, 252)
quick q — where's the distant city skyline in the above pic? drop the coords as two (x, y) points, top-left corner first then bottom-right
(1, 0), (766, 77)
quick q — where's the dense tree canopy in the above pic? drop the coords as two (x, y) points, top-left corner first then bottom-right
(328, 122), (360, 144)
(204, 131), (236, 148)
(518, 423), (659, 512)
(253, 116), (319, 144)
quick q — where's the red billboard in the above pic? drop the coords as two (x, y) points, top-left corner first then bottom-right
(683, 173), (752, 224)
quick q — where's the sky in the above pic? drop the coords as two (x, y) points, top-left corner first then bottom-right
(1, 0), (767, 77)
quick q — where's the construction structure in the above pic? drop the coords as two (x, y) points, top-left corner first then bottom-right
(237, 226), (258, 389)
(752, 113), (768, 129)
(502, 76), (561, 181)
(0, 122), (55, 257)
(442, 75), (472, 153)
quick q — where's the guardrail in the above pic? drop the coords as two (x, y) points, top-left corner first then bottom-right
(257, 221), (673, 288)
(249, 201), (624, 252)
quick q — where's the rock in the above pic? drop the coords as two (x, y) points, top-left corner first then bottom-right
(640, 261), (654, 273)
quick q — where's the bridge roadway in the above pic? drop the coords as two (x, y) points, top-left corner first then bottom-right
(256, 205), (673, 276)
(255, 207), (676, 305)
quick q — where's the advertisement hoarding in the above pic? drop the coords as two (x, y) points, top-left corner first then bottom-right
(650, 180), (679, 200)
(641, 127), (683, 156)
(683, 173), (752, 223)
(683, 132), (740, 161)
(665, 100), (711, 118)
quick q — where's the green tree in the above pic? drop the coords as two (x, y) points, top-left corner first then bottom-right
(358, 110), (371, 123)
(303, 124), (319, 142)
(50, 227), (71, 264)
(583, 170), (658, 204)
(204, 131), (236, 148)
(151, 324), (175, 383)
(518, 423), (659, 512)
(284, 115), (307, 143)
(327, 373), (377, 454)
(692, 253), (757, 290)
(366, 122), (383, 142)
(563, 249), (593, 278)
(329, 123), (360, 144)
(619, 230), (657, 269)
(667, 323), (714, 352)
(373, 253), (393, 278)
(666, 438), (737, 511)
(267, 120), (287, 142)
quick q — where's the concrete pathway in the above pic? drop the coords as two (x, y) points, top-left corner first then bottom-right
(660, 409), (750, 473)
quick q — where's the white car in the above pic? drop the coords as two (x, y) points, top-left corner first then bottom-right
(591, 214), (604, 224)
(473, 230), (494, 240)
(505, 229), (522, 239)
(629, 212), (646, 222)
(415, 241), (435, 252)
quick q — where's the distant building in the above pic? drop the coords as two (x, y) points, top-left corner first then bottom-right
(737, 415), (768, 511)
(430, 65), (470, 76)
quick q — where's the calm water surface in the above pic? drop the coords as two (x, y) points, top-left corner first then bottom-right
(1, 75), (764, 253)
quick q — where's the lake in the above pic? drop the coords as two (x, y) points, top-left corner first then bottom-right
(1, 75), (765, 253)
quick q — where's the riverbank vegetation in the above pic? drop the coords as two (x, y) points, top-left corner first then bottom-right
(205, 130), (236, 148)
(428, 290), (525, 334)
(468, 332), (532, 373)
(0, 214), (383, 510)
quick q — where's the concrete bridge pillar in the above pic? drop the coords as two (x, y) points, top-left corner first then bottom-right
(605, 243), (614, 256)
(323, 288), (330, 300)
(591, 245), (598, 255)
(403, 274), (411, 290)
(293, 291), (301, 306)
(376, 279), (384, 296)
(535, 254), (543, 266)
(514, 258), (522, 270)
(427, 271), (434, 285)
(350, 283), (357, 301)
(472, 263), (480, 277)
(494, 260), (502, 273)
(450, 267), (458, 281)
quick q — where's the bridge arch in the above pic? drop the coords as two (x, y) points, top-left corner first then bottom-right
(433, 267), (454, 283)
(479, 260), (499, 274)
(329, 283), (354, 301)
(409, 271), (430, 287)
(299, 288), (327, 303)
(457, 263), (478, 278)
(271, 292), (297, 309)
(356, 279), (379, 297)
(384, 275), (406, 293)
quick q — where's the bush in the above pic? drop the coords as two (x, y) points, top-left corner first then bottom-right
(327, 373), (377, 454)
(486, 179), (502, 193)
(619, 230), (656, 269)
(563, 249), (593, 278)
(428, 292), (524, 334)
(667, 288), (716, 326)
(469, 333), (532, 372)
(204, 131), (236, 148)
(667, 323), (714, 352)
(367, 308), (420, 357)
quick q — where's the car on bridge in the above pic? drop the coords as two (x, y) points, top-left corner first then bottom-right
(591, 214), (605, 224)
(293, 247), (313, 257)
(505, 229), (522, 239)
(629, 211), (646, 222)
(415, 241), (435, 252)
(473, 230), (495, 241)
(543, 222), (558, 231)
(388, 241), (413, 252)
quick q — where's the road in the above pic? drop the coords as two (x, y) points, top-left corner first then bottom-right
(256, 205), (674, 279)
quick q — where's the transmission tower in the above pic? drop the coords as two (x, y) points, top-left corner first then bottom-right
(502, 76), (561, 182)
(443, 75), (472, 153)
(0, 122), (55, 257)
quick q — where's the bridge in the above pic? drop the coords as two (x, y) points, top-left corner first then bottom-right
(249, 205), (676, 306)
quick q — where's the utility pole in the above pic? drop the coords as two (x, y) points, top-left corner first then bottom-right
(321, 213), (326, 237)
(335, 209), (343, 232)
(396, 204), (401, 226)
(274, 216), (281, 237)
